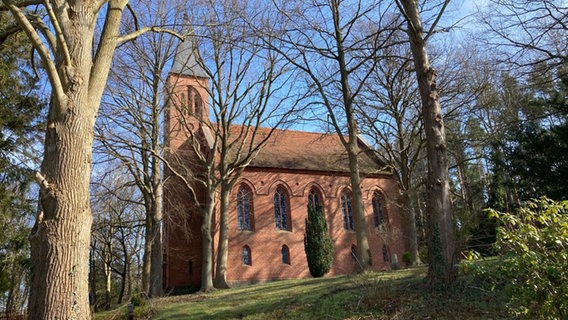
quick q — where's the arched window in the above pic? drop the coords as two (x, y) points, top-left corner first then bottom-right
(351, 244), (357, 262)
(372, 192), (385, 227)
(281, 245), (290, 265)
(237, 185), (253, 231)
(308, 188), (322, 210)
(242, 246), (252, 266)
(274, 187), (289, 230)
(341, 190), (354, 231)
(382, 245), (389, 262)
(187, 85), (203, 119)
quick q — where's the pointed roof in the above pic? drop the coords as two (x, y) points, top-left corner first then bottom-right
(170, 36), (209, 78)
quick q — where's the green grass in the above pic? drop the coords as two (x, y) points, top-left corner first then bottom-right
(97, 259), (510, 320)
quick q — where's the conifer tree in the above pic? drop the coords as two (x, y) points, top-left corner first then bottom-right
(304, 205), (334, 277)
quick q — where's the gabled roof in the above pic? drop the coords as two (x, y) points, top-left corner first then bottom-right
(170, 37), (209, 78)
(234, 126), (391, 175)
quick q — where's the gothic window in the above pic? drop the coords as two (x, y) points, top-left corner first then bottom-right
(341, 189), (354, 231)
(281, 245), (290, 265)
(372, 191), (386, 227)
(308, 188), (322, 210)
(237, 185), (253, 231)
(187, 85), (203, 119)
(382, 245), (389, 262)
(242, 246), (252, 266)
(274, 187), (290, 230)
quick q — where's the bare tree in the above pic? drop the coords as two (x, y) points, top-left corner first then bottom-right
(95, 1), (189, 298)
(396, 0), (457, 285)
(265, 0), (402, 271)
(480, 0), (567, 77)
(357, 31), (425, 266)
(90, 168), (145, 310)
(0, 0), (180, 317)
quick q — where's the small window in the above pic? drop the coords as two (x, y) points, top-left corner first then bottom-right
(274, 187), (290, 230)
(187, 85), (203, 119)
(341, 190), (354, 231)
(242, 246), (252, 266)
(281, 245), (290, 265)
(237, 185), (253, 231)
(188, 260), (193, 274)
(382, 245), (389, 262)
(372, 192), (385, 227)
(308, 188), (321, 209)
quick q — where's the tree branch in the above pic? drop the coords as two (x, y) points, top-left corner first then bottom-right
(1, 0), (66, 109)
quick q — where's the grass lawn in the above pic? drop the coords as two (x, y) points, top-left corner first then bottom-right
(97, 260), (510, 319)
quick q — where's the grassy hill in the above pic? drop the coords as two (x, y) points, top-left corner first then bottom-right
(97, 263), (510, 319)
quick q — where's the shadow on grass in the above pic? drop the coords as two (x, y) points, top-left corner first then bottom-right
(99, 262), (510, 320)
(152, 268), (430, 320)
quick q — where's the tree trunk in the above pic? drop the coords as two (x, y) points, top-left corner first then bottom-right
(399, 0), (456, 285)
(347, 146), (372, 270)
(200, 191), (215, 292)
(20, 1), (129, 316)
(89, 242), (97, 312)
(149, 178), (163, 297)
(117, 229), (128, 304)
(104, 225), (113, 310)
(402, 191), (422, 266)
(142, 206), (152, 297)
(214, 182), (231, 289)
(29, 98), (95, 319)
(330, 0), (371, 271)
(399, 150), (422, 266)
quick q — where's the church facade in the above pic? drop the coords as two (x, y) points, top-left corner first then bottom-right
(162, 42), (407, 290)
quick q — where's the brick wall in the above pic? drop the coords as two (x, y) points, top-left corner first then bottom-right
(164, 167), (406, 289)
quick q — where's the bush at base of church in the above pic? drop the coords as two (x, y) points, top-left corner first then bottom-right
(304, 204), (334, 277)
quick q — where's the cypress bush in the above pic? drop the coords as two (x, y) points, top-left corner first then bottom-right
(304, 204), (334, 277)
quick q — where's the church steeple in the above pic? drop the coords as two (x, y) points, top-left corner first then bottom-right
(165, 34), (211, 153)
(170, 35), (209, 78)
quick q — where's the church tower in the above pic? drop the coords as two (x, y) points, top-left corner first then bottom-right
(165, 37), (210, 153)
(163, 38), (211, 289)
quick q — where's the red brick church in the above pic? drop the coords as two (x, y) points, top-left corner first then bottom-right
(162, 41), (407, 290)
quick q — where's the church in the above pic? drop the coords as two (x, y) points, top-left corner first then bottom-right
(162, 40), (407, 290)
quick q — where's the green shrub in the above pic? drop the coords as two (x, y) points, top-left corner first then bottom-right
(304, 204), (334, 277)
(488, 197), (568, 319)
(402, 252), (413, 267)
(130, 291), (146, 307)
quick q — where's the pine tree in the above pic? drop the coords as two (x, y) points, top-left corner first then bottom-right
(304, 205), (334, 277)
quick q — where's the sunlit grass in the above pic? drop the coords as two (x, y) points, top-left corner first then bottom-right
(97, 259), (509, 319)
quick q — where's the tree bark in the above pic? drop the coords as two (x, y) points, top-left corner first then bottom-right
(399, 0), (456, 285)
(200, 191), (216, 292)
(149, 173), (163, 297)
(331, 0), (371, 270)
(142, 202), (152, 296)
(8, 0), (132, 317)
(150, 194), (163, 297)
(402, 191), (422, 266)
(346, 145), (372, 270)
(29, 98), (96, 319)
(214, 181), (231, 289)
(399, 148), (422, 266)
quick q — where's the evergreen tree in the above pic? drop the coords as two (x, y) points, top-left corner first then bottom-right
(304, 205), (334, 278)
(0, 12), (43, 315)
(504, 68), (567, 201)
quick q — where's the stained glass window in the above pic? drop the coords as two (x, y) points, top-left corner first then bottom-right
(237, 185), (252, 231)
(274, 187), (289, 230)
(341, 190), (354, 230)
